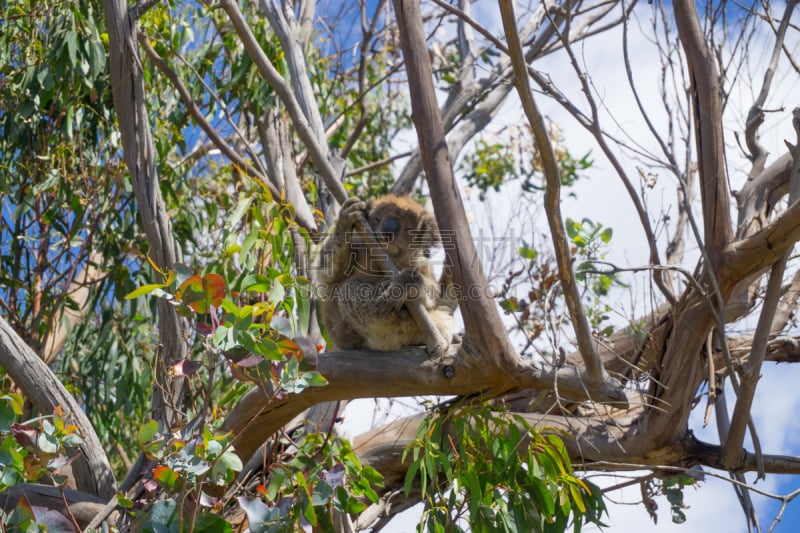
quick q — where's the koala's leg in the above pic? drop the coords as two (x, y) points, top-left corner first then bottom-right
(338, 276), (405, 322)
(437, 266), (459, 312)
(338, 268), (440, 321)
(319, 298), (366, 350)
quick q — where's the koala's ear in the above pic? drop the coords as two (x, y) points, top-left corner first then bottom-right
(418, 212), (440, 247)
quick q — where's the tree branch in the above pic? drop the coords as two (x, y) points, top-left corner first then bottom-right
(223, 341), (628, 464)
(499, 0), (607, 387)
(723, 108), (800, 467)
(101, 0), (189, 430)
(137, 33), (282, 201)
(743, 0), (797, 168)
(673, 0), (733, 265)
(0, 484), (109, 528)
(217, 0), (348, 203)
(721, 192), (800, 283)
(40, 252), (106, 364)
(391, 0), (519, 370)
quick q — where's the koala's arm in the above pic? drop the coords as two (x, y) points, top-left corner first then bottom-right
(316, 198), (368, 286)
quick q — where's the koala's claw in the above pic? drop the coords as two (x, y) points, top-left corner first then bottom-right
(397, 266), (423, 285)
(337, 199), (368, 233)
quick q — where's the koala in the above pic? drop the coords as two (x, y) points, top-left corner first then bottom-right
(314, 194), (456, 352)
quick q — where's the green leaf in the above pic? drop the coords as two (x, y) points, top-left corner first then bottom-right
(228, 196), (253, 230)
(37, 432), (59, 454)
(269, 278), (285, 304)
(217, 448), (243, 473)
(193, 514), (233, 533)
(404, 458), (420, 497)
(0, 394), (22, 432)
(137, 419), (160, 446)
(141, 499), (179, 533)
(124, 283), (166, 300)
(65, 30), (78, 66)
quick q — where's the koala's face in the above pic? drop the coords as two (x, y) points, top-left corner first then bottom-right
(367, 195), (438, 269)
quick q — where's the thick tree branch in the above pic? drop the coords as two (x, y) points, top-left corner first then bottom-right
(673, 0), (733, 265)
(352, 408), (800, 502)
(0, 485), (109, 528)
(721, 194), (800, 282)
(223, 341), (628, 465)
(392, 0), (519, 370)
(102, 0), (188, 429)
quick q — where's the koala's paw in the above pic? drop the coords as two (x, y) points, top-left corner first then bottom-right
(336, 198), (368, 235)
(396, 267), (425, 302)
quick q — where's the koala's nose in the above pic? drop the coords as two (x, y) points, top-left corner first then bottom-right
(377, 217), (400, 243)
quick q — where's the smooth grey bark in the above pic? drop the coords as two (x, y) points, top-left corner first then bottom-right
(102, 0), (189, 428)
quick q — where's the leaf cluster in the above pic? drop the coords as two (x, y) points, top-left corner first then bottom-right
(403, 404), (606, 532)
(0, 398), (84, 495)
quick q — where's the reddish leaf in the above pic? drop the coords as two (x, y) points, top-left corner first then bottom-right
(277, 337), (302, 359)
(203, 273), (226, 307)
(196, 320), (216, 336)
(176, 275), (204, 312)
(170, 359), (201, 377)
(176, 273), (226, 314)
(11, 423), (38, 450)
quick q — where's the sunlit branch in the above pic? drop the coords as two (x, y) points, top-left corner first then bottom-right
(499, 0), (607, 388)
(0, 317), (115, 498)
(392, 0), (521, 370)
(673, 0), (733, 264)
(217, 0), (349, 203)
(723, 108), (800, 468)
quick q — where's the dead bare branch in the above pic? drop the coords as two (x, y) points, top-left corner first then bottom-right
(723, 108), (800, 468)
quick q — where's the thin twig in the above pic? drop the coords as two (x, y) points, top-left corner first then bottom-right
(137, 34), (279, 199)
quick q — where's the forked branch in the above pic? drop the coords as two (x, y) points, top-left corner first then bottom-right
(498, 0), (607, 388)
(723, 108), (800, 467)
